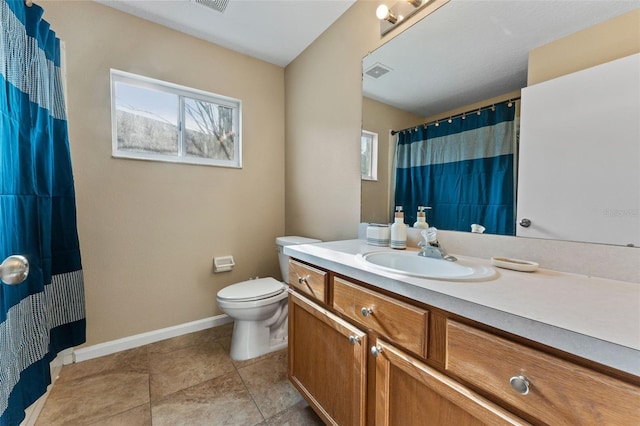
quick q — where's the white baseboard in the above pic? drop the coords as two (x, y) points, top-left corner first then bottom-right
(73, 314), (233, 363)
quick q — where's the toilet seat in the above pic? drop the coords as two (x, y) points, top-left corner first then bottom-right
(217, 277), (285, 302)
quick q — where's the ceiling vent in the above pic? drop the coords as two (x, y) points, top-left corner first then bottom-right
(192, 0), (230, 14)
(365, 63), (392, 79)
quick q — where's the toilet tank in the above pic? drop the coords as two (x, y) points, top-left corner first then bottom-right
(276, 236), (321, 283)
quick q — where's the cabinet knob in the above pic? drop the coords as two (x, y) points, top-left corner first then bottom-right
(509, 375), (530, 395)
(348, 335), (361, 345)
(370, 345), (383, 357)
(297, 275), (309, 284)
(519, 218), (532, 228)
(361, 307), (373, 317)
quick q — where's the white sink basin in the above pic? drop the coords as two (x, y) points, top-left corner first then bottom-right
(356, 250), (496, 281)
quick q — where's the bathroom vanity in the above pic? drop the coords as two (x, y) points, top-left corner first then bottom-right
(285, 240), (640, 425)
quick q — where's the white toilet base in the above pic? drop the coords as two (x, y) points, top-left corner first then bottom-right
(229, 318), (288, 361)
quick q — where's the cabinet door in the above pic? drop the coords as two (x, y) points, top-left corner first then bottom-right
(288, 291), (368, 426)
(372, 340), (529, 426)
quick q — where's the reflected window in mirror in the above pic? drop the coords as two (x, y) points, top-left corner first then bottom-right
(361, 130), (378, 181)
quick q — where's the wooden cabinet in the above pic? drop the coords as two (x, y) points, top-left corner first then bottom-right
(288, 259), (640, 425)
(288, 259), (328, 303)
(372, 339), (528, 426)
(446, 320), (640, 425)
(288, 290), (367, 426)
(333, 277), (429, 358)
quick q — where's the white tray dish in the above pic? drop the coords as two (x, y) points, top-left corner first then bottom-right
(491, 257), (539, 272)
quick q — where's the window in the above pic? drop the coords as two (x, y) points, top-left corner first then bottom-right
(361, 130), (378, 181)
(111, 70), (242, 168)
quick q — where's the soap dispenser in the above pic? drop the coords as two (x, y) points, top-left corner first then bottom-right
(413, 205), (431, 229)
(390, 206), (407, 250)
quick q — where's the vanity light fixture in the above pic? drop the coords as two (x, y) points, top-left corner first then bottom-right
(377, 0), (433, 36)
(376, 4), (398, 24)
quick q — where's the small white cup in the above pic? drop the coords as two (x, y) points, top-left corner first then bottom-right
(471, 224), (486, 234)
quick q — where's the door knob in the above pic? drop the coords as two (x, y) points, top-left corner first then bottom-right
(0, 255), (29, 285)
(519, 218), (531, 228)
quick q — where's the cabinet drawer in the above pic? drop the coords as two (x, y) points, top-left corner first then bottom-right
(333, 277), (428, 358)
(288, 260), (327, 303)
(446, 320), (640, 425)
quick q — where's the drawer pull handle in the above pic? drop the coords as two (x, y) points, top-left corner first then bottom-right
(348, 335), (361, 345)
(509, 375), (530, 395)
(361, 307), (373, 317)
(370, 345), (383, 357)
(297, 275), (309, 284)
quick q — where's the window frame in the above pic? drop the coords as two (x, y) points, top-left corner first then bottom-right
(361, 129), (378, 181)
(110, 69), (242, 168)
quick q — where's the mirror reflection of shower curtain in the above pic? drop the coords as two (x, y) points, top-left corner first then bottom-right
(394, 100), (517, 235)
(1, 1), (86, 425)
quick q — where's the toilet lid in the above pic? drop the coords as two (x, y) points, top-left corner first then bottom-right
(217, 277), (285, 302)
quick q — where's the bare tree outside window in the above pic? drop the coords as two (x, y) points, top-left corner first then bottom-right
(184, 99), (235, 161)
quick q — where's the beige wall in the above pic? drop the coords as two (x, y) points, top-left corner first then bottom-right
(41, 1), (285, 345)
(528, 9), (640, 85)
(284, 0), (449, 241)
(361, 97), (422, 224)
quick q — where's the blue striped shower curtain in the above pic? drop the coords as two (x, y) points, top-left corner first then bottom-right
(1, 1), (86, 425)
(394, 101), (517, 235)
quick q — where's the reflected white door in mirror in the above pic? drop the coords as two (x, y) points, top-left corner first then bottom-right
(517, 53), (640, 247)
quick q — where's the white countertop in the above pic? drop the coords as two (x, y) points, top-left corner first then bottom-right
(285, 239), (640, 376)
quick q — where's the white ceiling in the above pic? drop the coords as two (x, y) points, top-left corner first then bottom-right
(363, 0), (640, 118)
(96, 0), (357, 67)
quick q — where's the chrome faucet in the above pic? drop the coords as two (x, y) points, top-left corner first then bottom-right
(419, 228), (457, 262)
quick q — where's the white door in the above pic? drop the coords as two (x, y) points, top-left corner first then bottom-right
(517, 53), (640, 247)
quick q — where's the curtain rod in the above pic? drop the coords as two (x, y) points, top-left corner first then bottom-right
(390, 97), (521, 136)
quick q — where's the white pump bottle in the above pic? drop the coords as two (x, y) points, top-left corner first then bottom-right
(413, 205), (431, 228)
(390, 206), (407, 249)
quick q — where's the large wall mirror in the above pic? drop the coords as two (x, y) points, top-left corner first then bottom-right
(361, 0), (639, 247)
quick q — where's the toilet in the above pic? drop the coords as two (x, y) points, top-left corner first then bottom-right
(216, 236), (321, 360)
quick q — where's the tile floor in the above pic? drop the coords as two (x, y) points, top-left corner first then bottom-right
(35, 323), (324, 425)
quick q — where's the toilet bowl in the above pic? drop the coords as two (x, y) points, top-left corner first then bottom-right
(216, 236), (321, 361)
